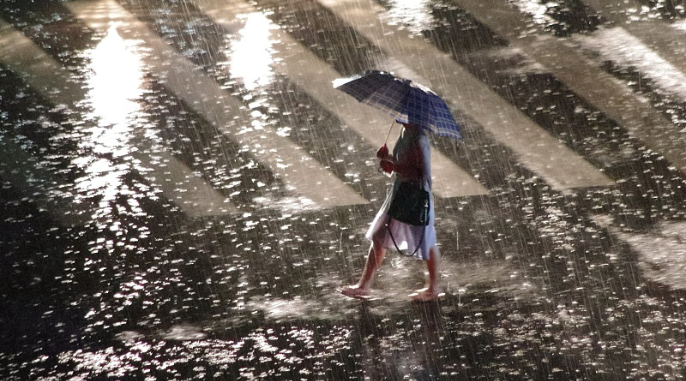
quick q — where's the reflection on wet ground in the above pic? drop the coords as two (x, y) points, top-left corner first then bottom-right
(2, 0), (686, 379)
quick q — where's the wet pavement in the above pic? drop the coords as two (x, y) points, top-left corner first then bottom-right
(2, 0), (686, 379)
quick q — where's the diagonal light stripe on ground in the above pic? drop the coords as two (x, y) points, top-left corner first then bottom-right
(141, 152), (240, 217)
(67, 0), (367, 209)
(0, 21), (89, 225)
(583, 0), (686, 77)
(318, 0), (614, 191)
(0, 21), (84, 107)
(0, 134), (92, 226)
(0, 19), (237, 218)
(451, 0), (686, 175)
(193, 0), (488, 198)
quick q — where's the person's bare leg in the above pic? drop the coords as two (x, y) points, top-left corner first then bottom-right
(411, 246), (441, 301)
(341, 240), (386, 298)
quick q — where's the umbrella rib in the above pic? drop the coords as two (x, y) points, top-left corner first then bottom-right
(370, 80), (410, 118)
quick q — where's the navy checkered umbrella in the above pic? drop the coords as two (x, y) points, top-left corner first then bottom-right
(333, 70), (462, 140)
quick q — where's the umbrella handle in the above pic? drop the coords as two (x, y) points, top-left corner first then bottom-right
(384, 120), (396, 145)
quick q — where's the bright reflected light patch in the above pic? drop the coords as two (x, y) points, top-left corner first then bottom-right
(84, 24), (144, 155)
(229, 12), (276, 90)
(76, 23), (146, 216)
(510, 0), (554, 27)
(385, 0), (433, 33)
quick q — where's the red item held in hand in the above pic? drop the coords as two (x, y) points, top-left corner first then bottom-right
(376, 144), (389, 158)
(380, 160), (394, 173)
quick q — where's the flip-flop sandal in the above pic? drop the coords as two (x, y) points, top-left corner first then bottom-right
(338, 286), (373, 300)
(409, 290), (445, 302)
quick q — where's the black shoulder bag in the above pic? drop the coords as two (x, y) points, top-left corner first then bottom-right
(386, 180), (430, 256)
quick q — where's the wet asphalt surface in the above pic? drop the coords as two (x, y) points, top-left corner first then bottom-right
(2, 0), (686, 379)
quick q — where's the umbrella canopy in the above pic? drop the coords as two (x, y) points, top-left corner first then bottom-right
(333, 70), (462, 140)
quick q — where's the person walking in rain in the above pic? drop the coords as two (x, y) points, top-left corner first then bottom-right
(341, 121), (441, 301)
(333, 70), (462, 301)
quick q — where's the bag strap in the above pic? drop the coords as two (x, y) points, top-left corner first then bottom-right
(385, 223), (425, 257)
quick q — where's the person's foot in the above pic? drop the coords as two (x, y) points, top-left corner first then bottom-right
(340, 285), (371, 299)
(409, 287), (442, 301)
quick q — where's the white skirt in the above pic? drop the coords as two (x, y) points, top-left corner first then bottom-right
(365, 180), (437, 260)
